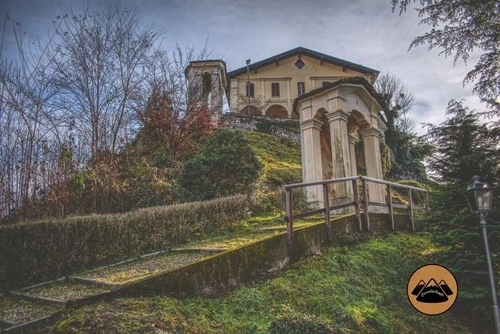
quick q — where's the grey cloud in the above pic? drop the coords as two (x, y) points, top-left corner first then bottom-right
(0, 0), (488, 134)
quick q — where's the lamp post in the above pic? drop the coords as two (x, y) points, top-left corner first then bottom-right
(246, 59), (251, 116)
(465, 175), (499, 334)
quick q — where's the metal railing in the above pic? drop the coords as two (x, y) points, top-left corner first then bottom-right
(283, 176), (429, 253)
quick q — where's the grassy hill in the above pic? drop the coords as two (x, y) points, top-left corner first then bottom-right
(245, 131), (302, 188)
(14, 129), (478, 333)
(47, 233), (474, 333)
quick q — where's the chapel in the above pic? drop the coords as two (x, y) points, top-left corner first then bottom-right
(185, 47), (388, 206)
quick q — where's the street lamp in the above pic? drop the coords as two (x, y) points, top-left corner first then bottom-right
(246, 59), (251, 117)
(465, 175), (499, 334)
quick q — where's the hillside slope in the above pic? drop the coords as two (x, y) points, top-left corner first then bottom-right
(245, 131), (302, 188)
(48, 233), (474, 333)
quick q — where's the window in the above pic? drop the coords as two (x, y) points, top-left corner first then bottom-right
(322, 81), (331, 87)
(295, 58), (305, 69)
(271, 83), (280, 97)
(246, 82), (254, 97)
(297, 82), (305, 96)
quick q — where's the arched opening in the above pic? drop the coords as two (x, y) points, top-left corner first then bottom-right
(201, 73), (211, 107)
(266, 104), (288, 118)
(314, 109), (333, 180)
(349, 110), (370, 131)
(347, 109), (372, 176)
(314, 108), (335, 201)
(240, 105), (261, 117)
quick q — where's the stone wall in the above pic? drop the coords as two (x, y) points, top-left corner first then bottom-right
(116, 213), (417, 298)
(222, 114), (300, 143)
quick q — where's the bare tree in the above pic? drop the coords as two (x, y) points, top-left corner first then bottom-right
(52, 5), (165, 159)
(374, 72), (415, 133)
(0, 15), (63, 220)
(0, 4), (218, 219)
(49, 5), (166, 210)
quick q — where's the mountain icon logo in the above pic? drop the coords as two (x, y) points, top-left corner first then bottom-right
(412, 278), (453, 303)
(407, 264), (458, 315)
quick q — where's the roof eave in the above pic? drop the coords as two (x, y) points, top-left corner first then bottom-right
(292, 77), (389, 117)
(228, 46), (379, 78)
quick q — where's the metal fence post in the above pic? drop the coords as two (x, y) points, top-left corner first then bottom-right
(361, 177), (369, 230)
(408, 189), (414, 231)
(352, 179), (362, 231)
(387, 184), (394, 230)
(323, 183), (332, 243)
(285, 188), (294, 254)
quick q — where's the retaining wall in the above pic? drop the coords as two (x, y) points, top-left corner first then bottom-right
(117, 213), (416, 297)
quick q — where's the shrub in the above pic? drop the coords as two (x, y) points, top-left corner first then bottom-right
(0, 195), (247, 291)
(178, 129), (263, 202)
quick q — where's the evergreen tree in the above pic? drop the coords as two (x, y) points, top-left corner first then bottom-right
(424, 100), (499, 331)
(426, 100), (499, 184)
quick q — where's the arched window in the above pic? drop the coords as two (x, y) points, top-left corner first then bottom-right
(201, 73), (211, 107)
(266, 105), (288, 118)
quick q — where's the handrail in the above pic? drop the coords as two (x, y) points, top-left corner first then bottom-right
(283, 176), (429, 254)
(360, 176), (428, 192)
(283, 176), (358, 190)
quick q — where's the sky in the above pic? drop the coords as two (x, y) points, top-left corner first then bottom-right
(0, 0), (485, 135)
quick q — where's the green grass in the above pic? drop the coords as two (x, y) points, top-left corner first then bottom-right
(47, 233), (474, 334)
(245, 131), (302, 188)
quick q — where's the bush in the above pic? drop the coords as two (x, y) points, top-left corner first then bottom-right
(178, 129), (263, 202)
(267, 313), (335, 334)
(0, 195), (247, 291)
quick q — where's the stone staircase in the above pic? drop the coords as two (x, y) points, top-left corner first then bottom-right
(1, 212), (411, 333)
(0, 225), (290, 333)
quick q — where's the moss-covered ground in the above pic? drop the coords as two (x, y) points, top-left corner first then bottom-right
(18, 281), (109, 301)
(0, 295), (60, 326)
(46, 233), (476, 333)
(78, 252), (212, 285)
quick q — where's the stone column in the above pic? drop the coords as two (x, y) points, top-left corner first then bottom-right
(325, 109), (353, 199)
(300, 118), (324, 208)
(359, 128), (385, 203)
(348, 134), (359, 177)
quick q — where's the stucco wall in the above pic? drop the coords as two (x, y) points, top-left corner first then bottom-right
(229, 54), (367, 116)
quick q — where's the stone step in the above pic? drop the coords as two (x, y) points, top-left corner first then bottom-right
(11, 280), (113, 308)
(170, 247), (227, 253)
(0, 294), (61, 332)
(256, 226), (287, 232)
(75, 250), (216, 286)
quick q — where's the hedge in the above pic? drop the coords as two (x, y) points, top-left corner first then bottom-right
(0, 195), (248, 291)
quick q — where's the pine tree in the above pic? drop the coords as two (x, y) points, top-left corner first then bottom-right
(424, 100), (499, 330)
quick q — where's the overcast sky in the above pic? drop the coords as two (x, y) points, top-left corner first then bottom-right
(0, 0), (484, 135)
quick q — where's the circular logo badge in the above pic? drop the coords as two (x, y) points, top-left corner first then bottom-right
(407, 264), (458, 315)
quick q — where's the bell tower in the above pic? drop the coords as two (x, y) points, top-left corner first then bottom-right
(185, 60), (227, 123)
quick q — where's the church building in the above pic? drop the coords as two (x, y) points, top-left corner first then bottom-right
(186, 47), (388, 206)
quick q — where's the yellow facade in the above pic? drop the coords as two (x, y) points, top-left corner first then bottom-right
(228, 49), (378, 118)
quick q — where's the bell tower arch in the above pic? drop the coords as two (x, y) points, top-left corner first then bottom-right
(185, 60), (227, 123)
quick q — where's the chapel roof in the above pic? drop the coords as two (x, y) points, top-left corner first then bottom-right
(292, 76), (389, 122)
(227, 46), (379, 78)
